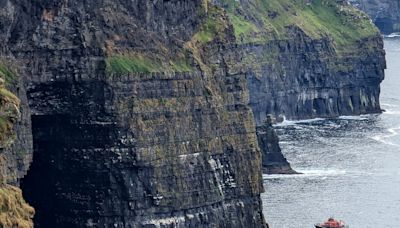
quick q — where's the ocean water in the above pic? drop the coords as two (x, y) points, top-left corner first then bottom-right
(261, 38), (400, 228)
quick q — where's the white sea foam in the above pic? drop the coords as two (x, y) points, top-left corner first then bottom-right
(381, 103), (399, 108)
(371, 126), (400, 147)
(382, 109), (400, 115)
(338, 115), (369, 120)
(263, 169), (347, 180)
(274, 117), (326, 127)
(275, 115), (374, 127)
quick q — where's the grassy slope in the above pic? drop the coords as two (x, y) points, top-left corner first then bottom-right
(105, 4), (228, 75)
(0, 185), (34, 228)
(106, 0), (379, 74)
(106, 55), (194, 75)
(0, 63), (17, 85)
(219, 0), (379, 48)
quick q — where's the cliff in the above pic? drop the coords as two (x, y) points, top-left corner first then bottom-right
(4, 0), (266, 227)
(257, 116), (297, 174)
(0, 71), (34, 227)
(350, 0), (400, 34)
(213, 0), (385, 172)
(0, 1), (35, 226)
(0, 0), (387, 227)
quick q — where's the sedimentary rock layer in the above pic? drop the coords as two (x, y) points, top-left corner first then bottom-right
(0, 0), (387, 226)
(214, 0), (385, 172)
(2, 0), (267, 227)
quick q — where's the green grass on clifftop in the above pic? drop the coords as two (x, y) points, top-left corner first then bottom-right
(0, 63), (17, 85)
(219, 0), (379, 47)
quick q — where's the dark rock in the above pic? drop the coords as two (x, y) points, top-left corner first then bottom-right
(246, 32), (386, 125)
(0, 0), (388, 226)
(256, 116), (298, 175)
(1, 0), (267, 227)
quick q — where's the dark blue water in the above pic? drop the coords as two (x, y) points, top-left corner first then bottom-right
(261, 38), (400, 228)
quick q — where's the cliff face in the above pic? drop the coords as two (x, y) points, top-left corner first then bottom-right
(0, 65), (34, 227)
(350, 0), (400, 34)
(3, 0), (266, 227)
(0, 0), (387, 227)
(215, 0), (386, 124)
(213, 0), (386, 172)
(246, 34), (385, 124)
(0, 1), (34, 226)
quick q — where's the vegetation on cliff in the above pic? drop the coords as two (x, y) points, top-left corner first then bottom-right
(0, 62), (17, 86)
(0, 69), (34, 228)
(0, 185), (35, 228)
(106, 54), (193, 74)
(0, 76), (19, 145)
(105, 4), (229, 75)
(219, 0), (379, 48)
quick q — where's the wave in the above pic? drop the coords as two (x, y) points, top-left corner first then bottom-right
(380, 103), (399, 108)
(382, 109), (400, 115)
(274, 114), (374, 127)
(338, 115), (370, 120)
(274, 117), (326, 127)
(371, 126), (400, 147)
(384, 33), (400, 38)
(263, 169), (347, 180)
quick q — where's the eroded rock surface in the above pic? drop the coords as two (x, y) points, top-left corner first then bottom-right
(214, 0), (385, 172)
(6, 0), (266, 227)
(257, 116), (297, 174)
(0, 0), (388, 226)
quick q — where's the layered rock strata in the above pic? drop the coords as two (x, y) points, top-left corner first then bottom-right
(0, 0), (388, 226)
(256, 116), (297, 174)
(214, 0), (386, 172)
(4, 0), (267, 227)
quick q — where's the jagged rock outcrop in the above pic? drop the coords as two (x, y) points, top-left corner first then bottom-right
(1, 0), (267, 227)
(350, 0), (400, 34)
(256, 116), (297, 174)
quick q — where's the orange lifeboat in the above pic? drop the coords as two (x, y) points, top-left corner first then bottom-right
(314, 218), (348, 228)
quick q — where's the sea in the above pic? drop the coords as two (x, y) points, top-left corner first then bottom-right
(261, 38), (400, 228)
